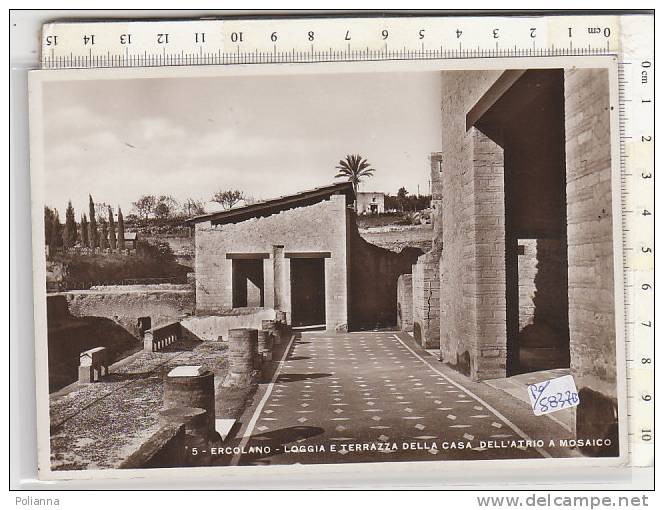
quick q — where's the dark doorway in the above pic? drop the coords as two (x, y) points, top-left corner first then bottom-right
(137, 316), (151, 338)
(474, 69), (571, 376)
(232, 259), (265, 308)
(290, 258), (326, 327)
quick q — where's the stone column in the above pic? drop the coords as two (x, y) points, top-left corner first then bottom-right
(274, 311), (290, 344)
(471, 128), (507, 380)
(163, 366), (215, 436)
(262, 319), (278, 346)
(273, 245), (285, 310)
(257, 330), (273, 362)
(224, 328), (259, 387)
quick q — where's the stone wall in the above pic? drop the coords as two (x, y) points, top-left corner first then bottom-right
(60, 286), (195, 338)
(412, 246), (442, 349)
(349, 222), (422, 330)
(563, 68), (616, 446)
(437, 70), (505, 380)
(516, 238), (568, 334)
(516, 238), (570, 371)
(532, 239), (569, 333)
(397, 274), (413, 332)
(437, 68), (615, 397)
(195, 195), (350, 331)
(517, 239), (538, 331)
(181, 309), (277, 342)
(47, 294), (142, 391)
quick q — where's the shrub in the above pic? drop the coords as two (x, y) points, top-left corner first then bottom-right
(136, 240), (176, 264)
(395, 211), (419, 226)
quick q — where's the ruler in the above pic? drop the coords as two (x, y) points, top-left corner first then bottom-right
(40, 15), (629, 68)
(616, 17), (655, 468)
(38, 13), (654, 467)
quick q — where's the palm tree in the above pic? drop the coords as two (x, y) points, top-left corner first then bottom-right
(335, 154), (375, 212)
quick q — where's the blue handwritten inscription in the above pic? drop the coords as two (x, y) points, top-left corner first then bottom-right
(527, 375), (580, 416)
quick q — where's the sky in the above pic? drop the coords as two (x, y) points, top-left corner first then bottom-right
(42, 71), (442, 217)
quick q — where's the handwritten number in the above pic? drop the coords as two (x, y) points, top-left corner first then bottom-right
(530, 381), (578, 413)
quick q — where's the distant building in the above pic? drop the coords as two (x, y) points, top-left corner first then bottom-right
(185, 182), (420, 331)
(123, 232), (138, 250)
(356, 192), (385, 214)
(187, 182), (355, 330)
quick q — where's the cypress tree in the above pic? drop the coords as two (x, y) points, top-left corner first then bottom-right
(63, 200), (77, 248)
(44, 207), (55, 247)
(117, 207), (125, 250)
(100, 219), (108, 250)
(51, 209), (63, 248)
(108, 205), (117, 250)
(88, 195), (98, 248)
(81, 214), (89, 247)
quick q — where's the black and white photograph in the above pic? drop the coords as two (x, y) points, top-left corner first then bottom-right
(29, 58), (625, 478)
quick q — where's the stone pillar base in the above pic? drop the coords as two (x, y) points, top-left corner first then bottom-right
(159, 406), (211, 465)
(221, 371), (260, 389)
(78, 365), (94, 384)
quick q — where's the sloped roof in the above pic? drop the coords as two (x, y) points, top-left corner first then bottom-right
(184, 181), (355, 226)
(356, 191), (385, 197)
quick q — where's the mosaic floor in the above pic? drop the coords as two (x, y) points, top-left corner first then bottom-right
(229, 331), (548, 465)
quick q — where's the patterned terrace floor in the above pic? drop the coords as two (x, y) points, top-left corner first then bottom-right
(223, 331), (553, 466)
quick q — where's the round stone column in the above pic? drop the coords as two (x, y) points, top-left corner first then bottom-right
(261, 319), (278, 346)
(273, 312), (290, 345)
(163, 367), (215, 436)
(228, 328), (258, 375)
(257, 329), (274, 361)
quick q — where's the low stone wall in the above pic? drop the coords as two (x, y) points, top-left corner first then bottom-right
(47, 295), (140, 392)
(181, 308), (277, 342)
(119, 423), (186, 469)
(144, 321), (183, 352)
(89, 284), (192, 292)
(57, 286), (195, 338)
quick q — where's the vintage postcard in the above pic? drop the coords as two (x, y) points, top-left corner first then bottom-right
(29, 56), (626, 480)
